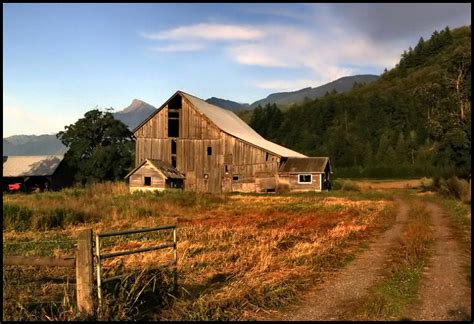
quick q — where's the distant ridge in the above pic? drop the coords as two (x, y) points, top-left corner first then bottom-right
(250, 74), (379, 108)
(205, 97), (250, 111)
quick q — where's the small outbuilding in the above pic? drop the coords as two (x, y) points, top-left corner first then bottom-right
(278, 157), (332, 192)
(125, 159), (185, 193)
(2, 155), (73, 192)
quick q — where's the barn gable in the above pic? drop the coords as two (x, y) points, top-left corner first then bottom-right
(134, 91), (306, 158)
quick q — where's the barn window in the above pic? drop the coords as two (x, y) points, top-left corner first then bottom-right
(225, 165), (228, 173)
(168, 94), (182, 110)
(144, 177), (152, 186)
(232, 175), (239, 181)
(207, 147), (212, 155)
(168, 95), (181, 138)
(298, 174), (312, 184)
(168, 113), (179, 137)
(171, 156), (177, 168)
(265, 152), (269, 161)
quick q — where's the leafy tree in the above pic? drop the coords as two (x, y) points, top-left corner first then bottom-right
(57, 109), (134, 184)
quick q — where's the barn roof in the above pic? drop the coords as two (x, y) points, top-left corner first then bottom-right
(3, 155), (64, 177)
(279, 157), (331, 173)
(134, 91), (306, 158)
(124, 159), (185, 179)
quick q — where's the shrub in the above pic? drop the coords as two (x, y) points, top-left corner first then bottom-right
(3, 204), (33, 231)
(340, 180), (362, 192)
(419, 177), (434, 192)
(433, 176), (469, 201)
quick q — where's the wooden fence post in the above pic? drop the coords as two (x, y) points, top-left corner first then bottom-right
(76, 229), (94, 316)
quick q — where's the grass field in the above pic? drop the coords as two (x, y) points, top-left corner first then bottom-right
(4, 182), (398, 320)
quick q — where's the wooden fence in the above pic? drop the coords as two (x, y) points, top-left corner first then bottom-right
(3, 225), (177, 317)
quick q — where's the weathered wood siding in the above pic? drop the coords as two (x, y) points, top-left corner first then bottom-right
(129, 161), (165, 193)
(134, 94), (281, 193)
(278, 173), (322, 192)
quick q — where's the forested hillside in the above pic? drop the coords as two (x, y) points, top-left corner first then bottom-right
(248, 26), (471, 178)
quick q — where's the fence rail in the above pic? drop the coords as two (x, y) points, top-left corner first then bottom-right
(94, 225), (177, 312)
(3, 224), (178, 318)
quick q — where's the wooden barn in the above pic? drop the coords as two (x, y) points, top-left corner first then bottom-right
(126, 90), (331, 193)
(2, 155), (73, 192)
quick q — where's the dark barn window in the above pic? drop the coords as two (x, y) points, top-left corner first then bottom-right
(144, 177), (152, 186)
(207, 147), (212, 155)
(232, 175), (239, 181)
(298, 174), (312, 184)
(168, 115), (179, 137)
(168, 95), (181, 137)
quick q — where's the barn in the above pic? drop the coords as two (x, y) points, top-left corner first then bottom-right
(2, 155), (73, 192)
(126, 90), (331, 193)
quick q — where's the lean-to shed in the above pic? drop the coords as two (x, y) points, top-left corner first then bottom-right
(125, 159), (185, 193)
(278, 157), (332, 191)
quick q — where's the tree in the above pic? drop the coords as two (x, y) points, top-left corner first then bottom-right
(57, 109), (135, 184)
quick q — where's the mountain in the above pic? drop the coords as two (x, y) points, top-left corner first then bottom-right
(205, 97), (250, 111)
(249, 74), (379, 108)
(247, 26), (471, 178)
(3, 99), (157, 156)
(3, 134), (67, 156)
(112, 99), (156, 130)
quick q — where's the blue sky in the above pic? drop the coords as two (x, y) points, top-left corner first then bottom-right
(3, 3), (471, 136)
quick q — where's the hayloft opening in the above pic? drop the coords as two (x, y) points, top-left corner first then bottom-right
(168, 94), (182, 110)
(168, 106), (180, 138)
(207, 147), (212, 156)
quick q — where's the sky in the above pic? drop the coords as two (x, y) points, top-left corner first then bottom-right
(3, 3), (471, 137)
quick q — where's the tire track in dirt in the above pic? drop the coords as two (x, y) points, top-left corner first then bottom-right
(404, 202), (471, 321)
(265, 199), (409, 321)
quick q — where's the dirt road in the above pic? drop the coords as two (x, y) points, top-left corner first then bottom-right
(264, 198), (471, 321)
(404, 202), (471, 321)
(266, 199), (409, 321)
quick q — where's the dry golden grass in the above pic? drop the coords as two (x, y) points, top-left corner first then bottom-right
(3, 182), (396, 321)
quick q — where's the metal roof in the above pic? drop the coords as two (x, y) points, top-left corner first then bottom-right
(279, 157), (331, 173)
(124, 159), (185, 179)
(181, 92), (306, 158)
(133, 90), (306, 158)
(3, 155), (64, 177)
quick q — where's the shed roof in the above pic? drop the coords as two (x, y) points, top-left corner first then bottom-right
(3, 155), (64, 177)
(279, 157), (331, 173)
(134, 91), (306, 158)
(124, 159), (185, 179)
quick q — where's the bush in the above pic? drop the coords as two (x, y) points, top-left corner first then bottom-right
(419, 177), (434, 192)
(3, 204), (33, 231)
(433, 176), (470, 201)
(340, 180), (362, 192)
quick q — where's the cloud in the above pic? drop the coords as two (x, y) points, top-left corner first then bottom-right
(149, 43), (205, 52)
(226, 44), (289, 67)
(326, 3), (471, 42)
(142, 23), (265, 41)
